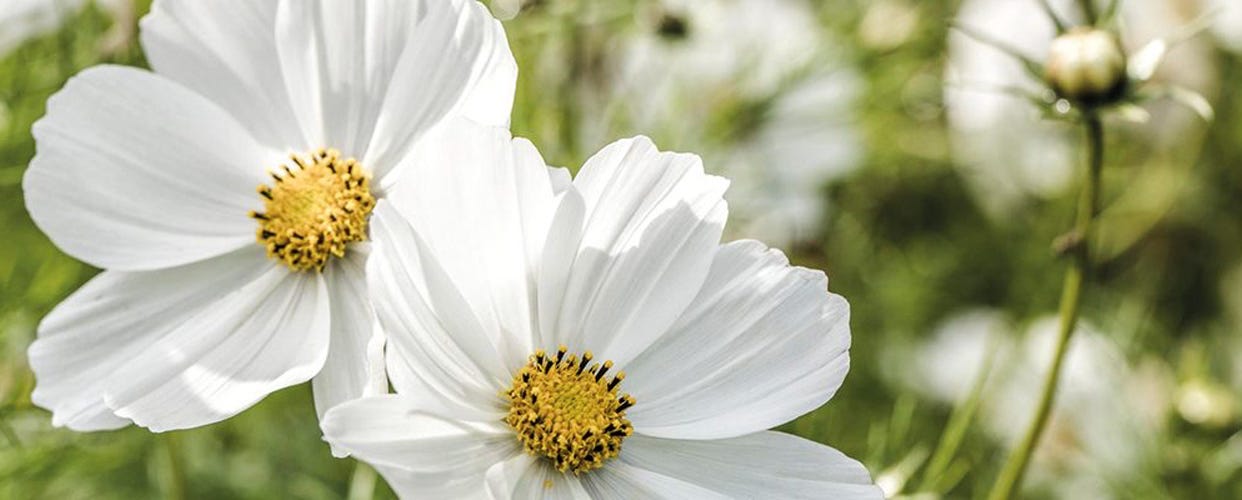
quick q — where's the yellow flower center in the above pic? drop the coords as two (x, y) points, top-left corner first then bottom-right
(505, 346), (635, 474)
(250, 148), (375, 272)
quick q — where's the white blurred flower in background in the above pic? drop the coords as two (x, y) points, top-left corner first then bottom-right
(0, 0), (133, 58)
(944, 0), (1216, 219)
(595, 0), (863, 247)
(906, 311), (1174, 497)
(1207, 0), (1242, 53)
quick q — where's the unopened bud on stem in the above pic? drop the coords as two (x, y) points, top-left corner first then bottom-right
(1044, 27), (1127, 106)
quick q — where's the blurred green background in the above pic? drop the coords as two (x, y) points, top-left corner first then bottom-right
(2, 0), (1240, 498)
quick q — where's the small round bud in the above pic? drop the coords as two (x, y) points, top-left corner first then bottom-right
(1044, 27), (1128, 105)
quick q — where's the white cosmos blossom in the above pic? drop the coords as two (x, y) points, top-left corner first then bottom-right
(945, 0), (1215, 218)
(320, 119), (882, 499)
(596, 0), (862, 247)
(22, 0), (516, 433)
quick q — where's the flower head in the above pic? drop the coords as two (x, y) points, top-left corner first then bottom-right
(1044, 27), (1128, 105)
(23, 0), (516, 433)
(321, 119), (882, 498)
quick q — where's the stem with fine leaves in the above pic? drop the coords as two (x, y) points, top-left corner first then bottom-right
(986, 113), (1104, 500)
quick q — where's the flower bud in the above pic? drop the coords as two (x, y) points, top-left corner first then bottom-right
(1044, 27), (1127, 105)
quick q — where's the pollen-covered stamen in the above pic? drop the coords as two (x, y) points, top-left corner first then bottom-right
(504, 345), (634, 474)
(250, 148), (376, 272)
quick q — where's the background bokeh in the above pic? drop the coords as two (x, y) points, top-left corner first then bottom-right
(1, 0), (1240, 498)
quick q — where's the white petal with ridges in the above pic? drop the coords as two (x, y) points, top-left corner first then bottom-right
(617, 432), (882, 499)
(321, 395), (515, 498)
(625, 240), (851, 439)
(580, 462), (724, 499)
(273, 0), (516, 185)
(141, 0), (306, 150)
(24, 65), (273, 271)
(539, 137), (728, 367)
(313, 245), (382, 429)
(368, 204), (509, 420)
(387, 119), (557, 369)
(28, 248), (270, 430)
(485, 455), (591, 499)
(101, 255), (331, 431)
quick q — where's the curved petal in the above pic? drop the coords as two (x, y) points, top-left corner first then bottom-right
(273, 0), (516, 180)
(624, 240), (851, 439)
(485, 455), (590, 500)
(579, 462), (723, 499)
(24, 65), (273, 271)
(617, 432), (882, 499)
(368, 204), (509, 420)
(97, 254), (331, 431)
(140, 0), (306, 150)
(27, 248), (328, 431)
(321, 395), (516, 498)
(538, 137), (728, 367)
(387, 119), (558, 368)
(313, 245), (384, 427)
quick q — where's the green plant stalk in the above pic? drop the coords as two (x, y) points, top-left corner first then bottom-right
(163, 433), (188, 500)
(917, 334), (1000, 493)
(986, 114), (1104, 500)
(1077, 0), (1098, 24)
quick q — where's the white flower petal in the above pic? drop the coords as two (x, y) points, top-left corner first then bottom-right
(140, 0), (306, 150)
(313, 246), (383, 433)
(98, 254), (331, 432)
(618, 432), (882, 499)
(580, 462), (723, 499)
(443, 0), (518, 128)
(368, 204), (509, 420)
(321, 395), (516, 498)
(27, 249), (265, 430)
(624, 240), (851, 439)
(387, 119), (558, 368)
(539, 137), (728, 367)
(273, 0), (516, 182)
(28, 248), (328, 431)
(548, 166), (572, 194)
(485, 455), (591, 500)
(24, 65), (272, 271)
(536, 187), (586, 352)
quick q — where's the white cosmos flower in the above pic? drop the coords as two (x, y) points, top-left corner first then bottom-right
(320, 119), (882, 499)
(22, 0), (516, 433)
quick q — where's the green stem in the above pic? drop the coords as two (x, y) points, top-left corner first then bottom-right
(347, 461), (378, 500)
(1077, 0), (1098, 24)
(0, 417), (20, 448)
(918, 334), (1000, 493)
(986, 114), (1104, 500)
(162, 433), (188, 500)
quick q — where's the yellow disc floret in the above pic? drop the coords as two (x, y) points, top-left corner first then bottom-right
(250, 148), (375, 272)
(505, 345), (635, 474)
